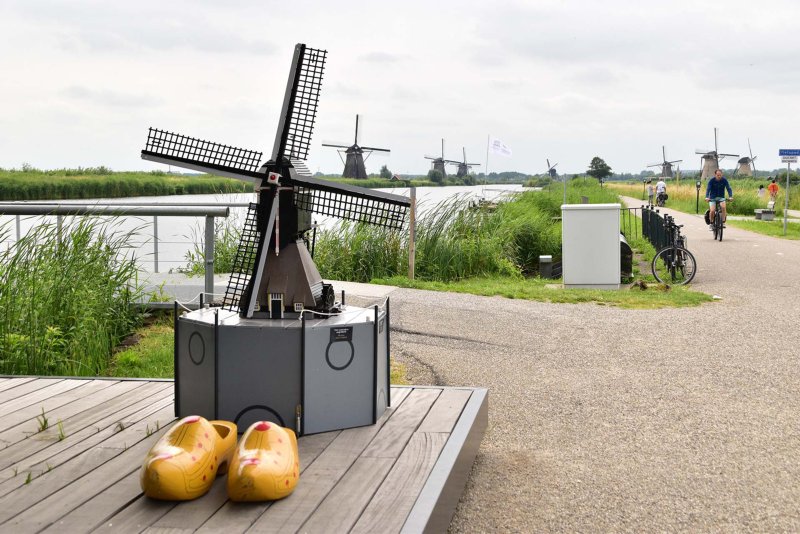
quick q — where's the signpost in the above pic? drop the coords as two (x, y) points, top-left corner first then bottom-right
(778, 150), (798, 235)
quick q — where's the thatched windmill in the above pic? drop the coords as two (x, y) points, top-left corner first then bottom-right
(322, 115), (389, 179)
(450, 147), (480, 177)
(695, 128), (739, 180)
(647, 146), (682, 178)
(735, 138), (757, 176)
(424, 139), (458, 178)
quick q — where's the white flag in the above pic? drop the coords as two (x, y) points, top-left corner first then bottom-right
(489, 137), (512, 157)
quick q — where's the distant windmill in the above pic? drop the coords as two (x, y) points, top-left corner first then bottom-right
(424, 139), (458, 178)
(647, 146), (682, 178)
(546, 158), (558, 179)
(695, 128), (739, 180)
(450, 147), (480, 177)
(735, 138), (757, 177)
(322, 114), (389, 179)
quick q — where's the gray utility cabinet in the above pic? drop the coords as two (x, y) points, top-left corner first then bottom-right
(174, 302), (390, 435)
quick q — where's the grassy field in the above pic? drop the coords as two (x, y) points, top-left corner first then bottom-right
(0, 168), (252, 200)
(608, 179), (800, 216)
(373, 275), (712, 309)
(726, 219), (800, 239)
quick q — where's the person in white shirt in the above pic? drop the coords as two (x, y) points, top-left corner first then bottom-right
(656, 179), (667, 206)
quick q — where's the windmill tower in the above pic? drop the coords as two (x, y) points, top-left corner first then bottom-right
(322, 115), (390, 179)
(450, 147), (480, 177)
(424, 139), (458, 178)
(735, 138), (757, 176)
(140, 44), (409, 435)
(696, 128), (739, 180)
(647, 146), (682, 178)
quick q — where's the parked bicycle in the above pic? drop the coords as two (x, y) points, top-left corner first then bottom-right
(651, 215), (697, 285)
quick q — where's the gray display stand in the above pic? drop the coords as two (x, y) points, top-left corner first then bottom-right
(174, 301), (390, 435)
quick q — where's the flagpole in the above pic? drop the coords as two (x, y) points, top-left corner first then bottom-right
(485, 134), (490, 185)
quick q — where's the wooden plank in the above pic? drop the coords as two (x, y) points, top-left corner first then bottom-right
(0, 378), (67, 409)
(245, 387), (425, 533)
(0, 382), (172, 483)
(401, 388), (488, 534)
(0, 379), (117, 437)
(352, 432), (449, 534)
(416, 389), (472, 434)
(0, 404), (175, 527)
(299, 456), (395, 533)
(360, 388), (441, 459)
(0, 380), (88, 423)
(0, 380), (147, 450)
(0, 377), (37, 394)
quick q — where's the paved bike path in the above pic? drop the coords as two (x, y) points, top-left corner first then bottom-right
(382, 197), (800, 531)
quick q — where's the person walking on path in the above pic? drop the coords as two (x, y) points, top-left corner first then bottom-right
(768, 178), (779, 202)
(758, 184), (765, 199)
(647, 180), (655, 206)
(706, 169), (734, 230)
(656, 178), (667, 206)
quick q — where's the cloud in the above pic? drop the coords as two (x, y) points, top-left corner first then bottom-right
(359, 52), (403, 63)
(60, 86), (162, 108)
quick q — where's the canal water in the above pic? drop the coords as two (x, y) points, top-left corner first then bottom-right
(0, 184), (524, 273)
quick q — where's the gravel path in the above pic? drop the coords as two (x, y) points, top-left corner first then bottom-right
(385, 199), (800, 532)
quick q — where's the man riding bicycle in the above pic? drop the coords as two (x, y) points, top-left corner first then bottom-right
(706, 169), (733, 230)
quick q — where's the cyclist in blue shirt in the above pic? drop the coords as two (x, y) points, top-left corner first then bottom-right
(705, 169), (733, 230)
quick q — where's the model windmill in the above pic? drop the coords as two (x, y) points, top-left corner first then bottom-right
(695, 128), (739, 180)
(647, 146), (682, 178)
(450, 147), (480, 177)
(735, 138), (757, 176)
(322, 115), (390, 179)
(424, 139), (458, 178)
(140, 44), (409, 436)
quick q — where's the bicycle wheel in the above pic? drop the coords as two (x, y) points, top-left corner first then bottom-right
(713, 213), (720, 240)
(651, 246), (697, 285)
(718, 218), (723, 241)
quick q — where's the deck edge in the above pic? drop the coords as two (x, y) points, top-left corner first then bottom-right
(400, 387), (488, 534)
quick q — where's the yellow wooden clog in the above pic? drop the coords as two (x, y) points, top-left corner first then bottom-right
(140, 415), (237, 500)
(227, 421), (300, 501)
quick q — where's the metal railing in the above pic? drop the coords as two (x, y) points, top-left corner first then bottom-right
(621, 207), (642, 240)
(0, 202), (240, 296)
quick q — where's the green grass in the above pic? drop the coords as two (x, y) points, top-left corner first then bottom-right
(726, 219), (800, 239)
(609, 179), (800, 216)
(0, 219), (145, 375)
(0, 167), (252, 200)
(315, 179), (620, 283)
(373, 275), (713, 309)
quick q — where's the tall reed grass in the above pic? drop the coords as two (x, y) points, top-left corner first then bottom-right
(314, 180), (619, 282)
(0, 168), (252, 201)
(0, 219), (145, 375)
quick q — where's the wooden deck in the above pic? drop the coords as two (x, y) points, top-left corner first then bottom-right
(0, 377), (486, 533)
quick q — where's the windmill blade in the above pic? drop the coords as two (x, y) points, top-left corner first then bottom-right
(662, 145), (667, 163)
(360, 146), (391, 153)
(647, 163), (662, 168)
(463, 147), (467, 164)
(141, 127), (264, 183)
(441, 138), (445, 159)
(271, 44), (327, 162)
(424, 155), (440, 160)
(667, 159), (683, 164)
(714, 127), (718, 155)
(695, 149), (713, 155)
(748, 137), (753, 159)
(321, 142), (351, 149)
(719, 153), (739, 158)
(288, 170), (409, 230)
(546, 158), (551, 169)
(354, 114), (360, 145)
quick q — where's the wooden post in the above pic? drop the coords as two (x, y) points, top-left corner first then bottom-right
(408, 186), (416, 280)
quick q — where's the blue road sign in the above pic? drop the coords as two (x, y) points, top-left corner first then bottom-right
(779, 149), (800, 156)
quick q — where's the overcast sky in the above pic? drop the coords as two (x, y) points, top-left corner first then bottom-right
(1, 0), (798, 176)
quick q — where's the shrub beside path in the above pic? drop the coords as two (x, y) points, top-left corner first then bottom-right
(383, 196), (800, 531)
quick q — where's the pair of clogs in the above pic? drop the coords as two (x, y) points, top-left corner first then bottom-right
(140, 416), (299, 502)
